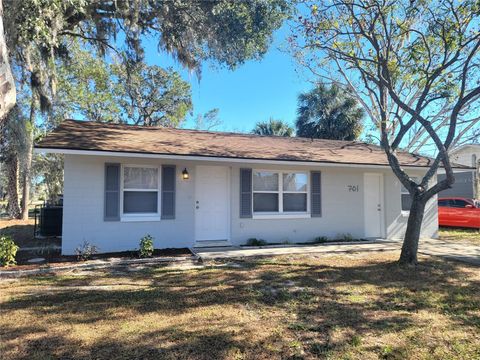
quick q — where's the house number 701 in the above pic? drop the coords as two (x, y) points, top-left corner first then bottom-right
(348, 185), (359, 192)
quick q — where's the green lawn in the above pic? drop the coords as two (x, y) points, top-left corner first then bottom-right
(1, 252), (479, 359)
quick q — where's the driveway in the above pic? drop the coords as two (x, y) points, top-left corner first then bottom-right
(418, 238), (480, 265)
(195, 238), (480, 265)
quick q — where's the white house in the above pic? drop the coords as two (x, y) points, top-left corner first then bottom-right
(440, 144), (480, 199)
(36, 120), (444, 255)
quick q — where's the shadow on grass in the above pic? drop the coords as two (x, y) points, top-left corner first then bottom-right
(1, 256), (479, 359)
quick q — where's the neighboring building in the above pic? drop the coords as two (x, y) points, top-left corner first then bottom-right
(36, 120), (453, 255)
(438, 144), (480, 199)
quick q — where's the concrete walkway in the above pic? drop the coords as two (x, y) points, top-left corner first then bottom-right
(418, 238), (480, 265)
(195, 239), (480, 265)
(195, 240), (399, 259)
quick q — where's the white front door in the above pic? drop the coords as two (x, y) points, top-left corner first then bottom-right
(364, 173), (384, 238)
(194, 166), (230, 241)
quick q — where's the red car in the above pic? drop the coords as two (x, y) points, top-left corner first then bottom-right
(438, 197), (480, 229)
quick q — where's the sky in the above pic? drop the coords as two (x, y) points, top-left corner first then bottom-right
(143, 25), (312, 132)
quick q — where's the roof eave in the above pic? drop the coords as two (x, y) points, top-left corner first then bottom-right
(34, 146), (445, 170)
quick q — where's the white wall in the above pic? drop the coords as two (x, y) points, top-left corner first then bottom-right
(450, 145), (480, 167)
(450, 145), (480, 198)
(62, 154), (438, 254)
(63, 155), (196, 254)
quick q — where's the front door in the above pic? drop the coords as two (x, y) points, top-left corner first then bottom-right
(364, 173), (384, 238)
(194, 166), (230, 241)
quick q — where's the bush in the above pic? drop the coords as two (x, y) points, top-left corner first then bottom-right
(337, 233), (354, 242)
(312, 236), (328, 244)
(139, 234), (154, 258)
(75, 241), (99, 261)
(246, 238), (267, 246)
(0, 235), (19, 267)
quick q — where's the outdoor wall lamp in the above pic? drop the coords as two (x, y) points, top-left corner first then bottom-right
(182, 168), (189, 180)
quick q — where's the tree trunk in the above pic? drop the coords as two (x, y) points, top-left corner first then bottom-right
(20, 101), (35, 220)
(20, 133), (33, 220)
(399, 196), (426, 266)
(6, 153), (20, 218)
(0, 0), (16, 123)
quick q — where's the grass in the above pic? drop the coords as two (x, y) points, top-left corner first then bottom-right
(0, 219), (36, 247)
(439, 227), (480, 245)
(0, 252), (479, 359)
(0, 219), (61, 249)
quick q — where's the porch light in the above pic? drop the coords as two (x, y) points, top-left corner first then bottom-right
(182, 168), (189, 180)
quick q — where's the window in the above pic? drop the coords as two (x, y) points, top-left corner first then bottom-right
(253, 171), (308, 214)
(122, 166), (159, 214)
(472, 154), (477, 168)
(283, 173), (308, 211)
(401, 177), (419, 211)
(451, 199), (469, 208)
(438, 199), (450, 207)
(253, 172), (279, 212)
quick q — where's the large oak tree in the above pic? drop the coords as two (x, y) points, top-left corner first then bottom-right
(0, 0), (291, 125)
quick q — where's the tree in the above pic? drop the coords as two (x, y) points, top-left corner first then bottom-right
(0, 0), (291, 124)
(252, 118), (294, 136)
(0, 1), (15, 121)
(296, 83), (364, 140)
(193, 109), (223, 131)
(112, 59), (192, 127)
(32, 153), (63, 204)
(54, 43), (120, 123)
(54, 43), (192, 127)
(292, 0), (480, 265)
(0, 107), (28, 218)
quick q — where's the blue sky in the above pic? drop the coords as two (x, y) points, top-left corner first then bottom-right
(143, 26), (312, 132)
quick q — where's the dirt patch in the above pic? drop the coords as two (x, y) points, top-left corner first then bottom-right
(3, 248), (193, 270)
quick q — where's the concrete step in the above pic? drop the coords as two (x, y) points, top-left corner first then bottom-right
(193, 240), (232, 248)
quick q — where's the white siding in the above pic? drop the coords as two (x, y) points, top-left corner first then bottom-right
(63, 155), (195, 254)
(450, 145), (480, 167)
(62, 154), (438, 254)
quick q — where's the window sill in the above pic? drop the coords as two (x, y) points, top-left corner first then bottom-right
(121, 215), (161, 222)
(252, 213), (311, 220)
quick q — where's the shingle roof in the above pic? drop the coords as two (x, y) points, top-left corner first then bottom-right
(36, 120), (441, 168)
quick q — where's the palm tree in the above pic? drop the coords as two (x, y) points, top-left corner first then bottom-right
(296, 83), (364, 140)
(252, 118), (294, 137)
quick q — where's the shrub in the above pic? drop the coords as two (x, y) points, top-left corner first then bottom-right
(0, 235), (19, 267)
(246, 238), (267, 246)
(139, 234), (154, 258)
(75, 241), (99, 261)
(312, 236), (328, 244)
(338, 233), (354, 242)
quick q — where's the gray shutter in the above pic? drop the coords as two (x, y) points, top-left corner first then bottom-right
(240, 168), (252, 218)
(161, 165), (176, 219)
(104, 163), (120, 221)
(311, 171), (322, 217)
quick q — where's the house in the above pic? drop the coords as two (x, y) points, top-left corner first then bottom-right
(438, 144), (480, 199)
(36, 120), (444, 255)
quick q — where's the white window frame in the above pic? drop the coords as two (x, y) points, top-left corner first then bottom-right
(120, 164), (161, 222)
(252, 170), (310, 219)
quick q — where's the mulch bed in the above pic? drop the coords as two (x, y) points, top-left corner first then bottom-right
(4, 248), (193, 271)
